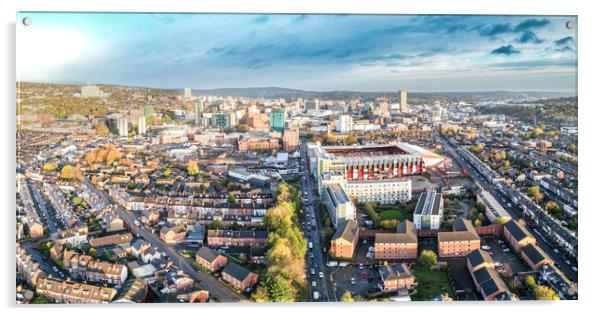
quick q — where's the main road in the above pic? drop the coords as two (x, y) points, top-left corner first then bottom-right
(82, 179), (247, 302)
(299, 143), (332, 302)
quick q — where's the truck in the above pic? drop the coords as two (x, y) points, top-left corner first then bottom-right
(308, 242), (313, 249)
(313, 291), (320, 301)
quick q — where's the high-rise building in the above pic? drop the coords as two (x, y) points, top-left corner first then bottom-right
(304, 99), (319, 111)
(117, 117), (129, 137)
(399, 89), (408, 113)
(283, 129), (299, 152)
(137, 116), (147, 135)
(144, 105), (154, 119)
(194, 101), (204, 125)
(336, 115), (354, 133)
(81, 85), (101, 98)
(269, 109), (285, 132)
(184, 88), (192, 100)
(211, 112), (234, 129)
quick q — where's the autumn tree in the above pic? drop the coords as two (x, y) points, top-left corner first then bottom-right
(94, 123), (109, 135)
(340, 291), (354, 302)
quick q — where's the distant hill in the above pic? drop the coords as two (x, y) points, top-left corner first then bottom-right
(190, 87), (574, 102)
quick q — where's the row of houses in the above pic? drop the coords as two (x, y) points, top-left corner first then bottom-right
(63, 250), (129, 285)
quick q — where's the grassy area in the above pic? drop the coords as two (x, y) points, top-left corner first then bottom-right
(379, 210), (404, 221)
(411, 265), (456, 301)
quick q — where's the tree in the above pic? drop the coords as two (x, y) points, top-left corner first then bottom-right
(187, 160), (199, 175)
(493, 217), (511, 225)
(209, 219), (223, 230)
(266, 274), (295, 302)
(533, 285), (560, 300)
(89, 247), (97, 258)
(340, 291), (354, 302)
(106, 149), (121, 166)
(419, 250), (438, 267)
(60, 165), (82, 180)
(42, 162), (57, 171)
(85, 151), (97, 165)
(524, 275), (536, 288)
(95, 123), (109, 135)
(226, 193), (236, 203)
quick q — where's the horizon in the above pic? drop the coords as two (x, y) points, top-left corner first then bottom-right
(17, 13), (577, 93)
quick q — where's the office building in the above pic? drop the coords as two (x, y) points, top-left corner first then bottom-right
(336, 114), (354, 133)
(269, 109), (286, 132)
(413, 188), (443, 230)
(282, 129), (299, 152)
(399, 89), (408, 113)
(144, 105), (154, 119)
(323, 183), (356, 227)
(194, 100), (204, 125)
(117, 117), (128, 137)
(184, 87), (192, 100)
(137, 116), (146, 135)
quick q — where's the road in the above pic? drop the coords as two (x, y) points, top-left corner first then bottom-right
(26, 179), (60, 235)
(440, 136), (578, 283)
(82, 179), (247, 302)
(299, 143), (331, 302)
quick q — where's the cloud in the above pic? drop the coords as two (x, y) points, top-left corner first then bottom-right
(516, 31), (544, 44)
(556, 46), (576, 53)
(514, 18), (550, 32)
(555, 36), (575, 46)
(491, 45), (520, 55)
(478, 23), (514, 37)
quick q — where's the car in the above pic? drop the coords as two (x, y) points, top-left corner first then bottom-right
(502, 248), (510, 253)
(368, 246), (374, 251)
(310, 268), (316, 275)
(311, 281), (317, 287)
(553, 248), (560, 253)
(494, 262), (502, 267)
(363, 240), (367, 244)
(572, 266), (578, 272)
(565, 260), (571, 265)
(52, 266), (58, 272)
(497, 240), (504, 244)
(350, 278), (356, 285)
(482, 245), (491, 250)
(310, 253), (314, 258)
(319, 272), (324, 278)
(359, 264), (364, 270)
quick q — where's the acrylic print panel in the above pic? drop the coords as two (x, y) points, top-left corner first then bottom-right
(15, 12), (578, 304)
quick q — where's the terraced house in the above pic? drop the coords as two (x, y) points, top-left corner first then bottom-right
(63, 251), (128, 285)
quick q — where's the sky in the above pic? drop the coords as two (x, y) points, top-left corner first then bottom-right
(16, 13), (577, 93)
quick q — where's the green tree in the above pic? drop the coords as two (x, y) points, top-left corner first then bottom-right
(89, 247), (97, 258)
(340, 290), (354, 302)
(266, 274), (295, 302)
(227, 193), (236, 204)
(419, 250), (438, 267)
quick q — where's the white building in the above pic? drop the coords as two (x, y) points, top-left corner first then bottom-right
(336, 115), (354, 133)
(324, 183), (356, 227)
(137, 116), (146, 135)
(413, 188), (443, 230)
(184, 88), (192, 100)
(346, 179), (412, 204)
(118, 117), (129, 137)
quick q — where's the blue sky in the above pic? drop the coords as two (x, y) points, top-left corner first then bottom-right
(16, 13), (577, 93)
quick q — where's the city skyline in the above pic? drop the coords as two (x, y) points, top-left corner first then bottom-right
(17, 13), (577, 93)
